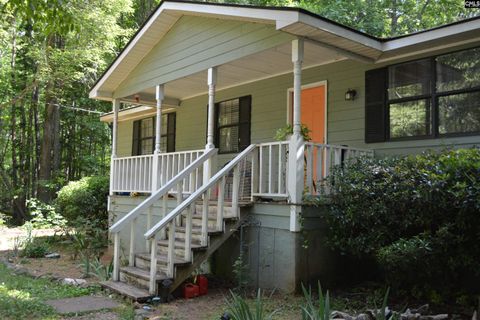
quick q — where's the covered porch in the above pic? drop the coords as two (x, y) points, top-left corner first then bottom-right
(99, 35), (375, 209)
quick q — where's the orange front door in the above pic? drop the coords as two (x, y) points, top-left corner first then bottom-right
(300, 84), (326, 144)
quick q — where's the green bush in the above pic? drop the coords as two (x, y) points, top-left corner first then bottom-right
(324, 148), (480, 300)
(55, 176), (109, 227)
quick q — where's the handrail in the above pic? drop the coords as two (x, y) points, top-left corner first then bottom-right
(144, 144), (256, 239)
(305, 142), (373, 155)
(109, 148), (218, 233)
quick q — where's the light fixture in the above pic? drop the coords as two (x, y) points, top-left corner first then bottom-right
(345, 89), (357, 101)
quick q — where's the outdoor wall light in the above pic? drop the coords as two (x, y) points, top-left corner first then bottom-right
(345, 89), (357, 101)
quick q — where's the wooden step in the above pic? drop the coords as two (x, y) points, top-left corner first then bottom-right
(135, 252), (189, 265)
(157, 240), (205, 250)
(101, 280), (151, 302)
(120, 266), (167, 281)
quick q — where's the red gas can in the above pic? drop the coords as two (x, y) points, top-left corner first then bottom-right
(183, 283), (199, 299)
(197, 275), (208, 295)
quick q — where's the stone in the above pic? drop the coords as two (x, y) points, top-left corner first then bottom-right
(45, 253), (60, 259)
(411, 305), (429, 314)
(355, 313), (374, 320)
(134, 308), (150, 320)
(45, 296), (120, 314)
(62, 278), (87, 286)
(332, 311), (355, 320)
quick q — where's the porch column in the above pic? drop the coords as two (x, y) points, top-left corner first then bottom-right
(109, 99), (120, 196)
(204, 67), (217, 184)
(152, 84), (164, 191)
(288, 38), (305, 232)
(206, 67), (217, 150)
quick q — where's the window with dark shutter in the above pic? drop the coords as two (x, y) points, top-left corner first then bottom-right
(365, 46), (480, 143)
(365, 68), (387, 143)
(132, 113), (176, 155)
(214, 95), (251, 154)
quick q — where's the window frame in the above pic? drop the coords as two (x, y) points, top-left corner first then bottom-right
(213, 95), (251, 154)
(132, 112), (176, 156)
(384, 46), (480, 142)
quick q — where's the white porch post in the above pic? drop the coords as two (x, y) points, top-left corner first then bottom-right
(152, 84), (164, 191)
(204, 67), (217, 184)
(111, 99), (120, 281)
(288, 38), (305, 232)
(109, 99), (120, 197)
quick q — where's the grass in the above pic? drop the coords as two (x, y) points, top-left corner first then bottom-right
(0, 263), (97, 320)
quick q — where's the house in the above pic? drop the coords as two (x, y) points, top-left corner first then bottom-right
(89, 0), (480, 300)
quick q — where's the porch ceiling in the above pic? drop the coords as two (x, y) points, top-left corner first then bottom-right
(125, 41), (343, 104)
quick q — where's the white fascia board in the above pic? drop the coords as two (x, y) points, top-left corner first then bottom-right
(89, 4), (170, 99)
(162, 1), (295, 26)
(382, 19), (480, 52)
(288, 12), (383, 51)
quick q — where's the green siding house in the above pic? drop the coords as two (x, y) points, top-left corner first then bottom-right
(89, 0), (480, 299)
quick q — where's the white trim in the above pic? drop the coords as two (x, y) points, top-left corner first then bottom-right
(376, 37), (480, 63)
(293, 12), (382, 51)
(382, 19), (480, 52)
(286, 80), (328, 144)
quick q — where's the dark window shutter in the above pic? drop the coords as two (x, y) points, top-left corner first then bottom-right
(132, 120), (140, 155)
(238, 95), (251, 150)
(167, 113), (176, 152)
(365, 68), (387, 143)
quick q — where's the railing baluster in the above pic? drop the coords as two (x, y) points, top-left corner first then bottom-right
(176, 181), (183, 226)
(278, 144), (283, 194)
(217, 176), (226, 231)
(161, 194), (168, 239)
(201, 191), (209, 246)
(268, 145), (273, 194)
(306, 145), (314, 194)
(113, 232), (120, 281)
(259, 146), (264, 194)
(149, 233), (158, 294)
(316, 146), (323, 181)
(146, 207), (152, 251)
(232, 165), (240, 218)
(184, 204), (193, 262)
(167, 221), (175, 278)
(129, 218), (136, 266)
(251, 147), (259, 198)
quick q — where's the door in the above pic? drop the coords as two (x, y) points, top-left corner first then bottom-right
(300, 84), (326, 144)
(290, 83), (327, 189)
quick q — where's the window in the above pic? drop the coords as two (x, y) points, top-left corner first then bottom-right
(132, 113), (176, 155)
(214, 96), (251, 154)
(365, 46), (480, 143)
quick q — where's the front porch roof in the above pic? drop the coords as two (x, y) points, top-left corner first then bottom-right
(90, 0), (480, 105)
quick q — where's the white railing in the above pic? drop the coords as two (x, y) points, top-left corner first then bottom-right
(109, 148), (218, 289)
(251, 141), (289, 199)
(251, 141), (373, 199)
(304, 143), (374, 195)
(111, 149), (204, 194)
(111, 154), (154, 193)
(143, 145), (256, 294)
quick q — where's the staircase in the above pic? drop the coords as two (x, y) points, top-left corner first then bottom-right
(101, 145), (256, 301)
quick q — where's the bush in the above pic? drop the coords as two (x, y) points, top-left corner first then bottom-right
(55, 176), (109, 228)
(324, 148), (480, 300)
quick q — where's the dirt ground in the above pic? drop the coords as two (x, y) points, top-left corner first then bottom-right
(0, 226), (302, 320)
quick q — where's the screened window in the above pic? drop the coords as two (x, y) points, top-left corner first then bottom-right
(132, 113), (176, 155)
(365, 46), (480, 143)
(214, 96), (251, 154)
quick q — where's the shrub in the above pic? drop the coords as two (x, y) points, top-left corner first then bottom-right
(225, 290), (277, 320)
(55, 176), (109, 227)
(27, 198), (67, 229)
(324, 148), (480, 300)
(20, 223), (50, 258)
